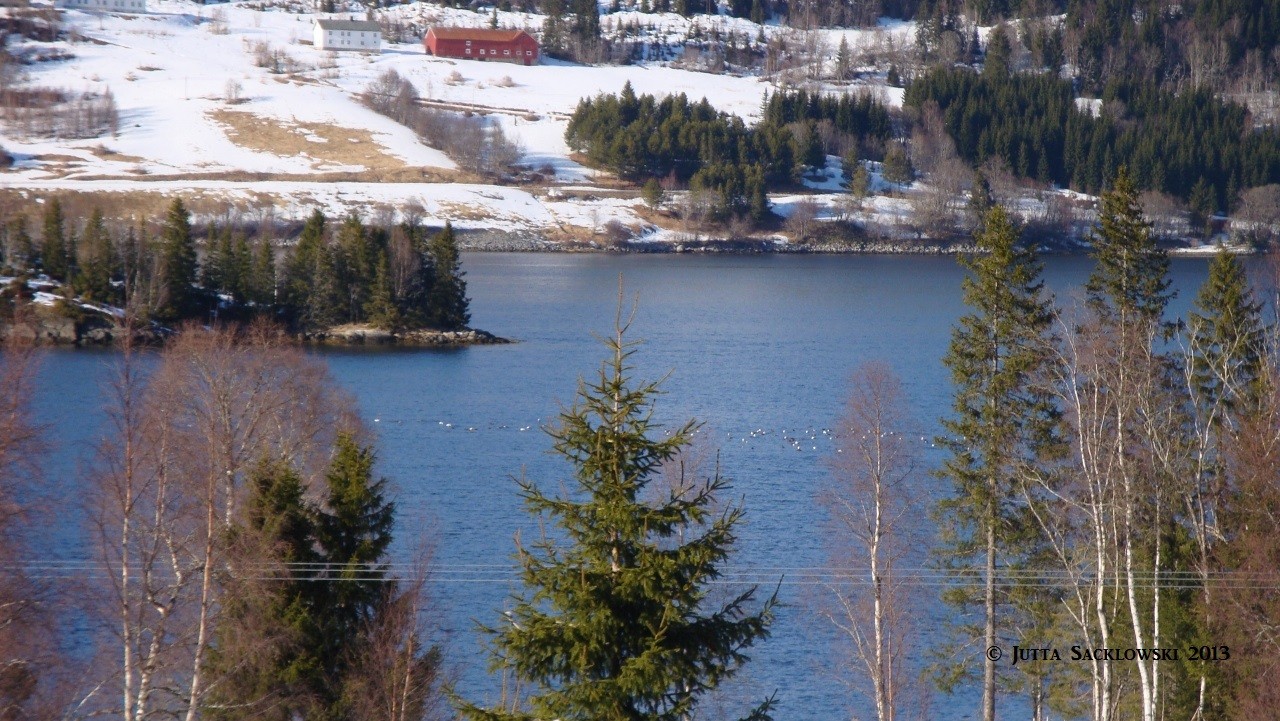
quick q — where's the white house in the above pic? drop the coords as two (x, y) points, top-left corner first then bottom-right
(313, 18), (382, 52)
(58, 0), (146, 13)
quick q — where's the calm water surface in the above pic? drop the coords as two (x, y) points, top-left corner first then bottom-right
(33, 253), (1215, 719)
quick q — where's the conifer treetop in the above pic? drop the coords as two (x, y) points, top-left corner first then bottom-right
(458, 291), (776, 721)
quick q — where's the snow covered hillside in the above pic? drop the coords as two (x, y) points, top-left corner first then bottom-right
(1, 0), (903, 237)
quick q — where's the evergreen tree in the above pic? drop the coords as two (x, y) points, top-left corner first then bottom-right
(641, 177), (665, 209)
(284, 210), (326, 318)
(835, 36), (852, 81)
(335, 214), (376, 324)
(426, 222), (469, 330)
(158, 198), (198, 321)
(75, 207), (116, 304)
(571, 0), (600, 47)
(4, 215), (33, 272)
(936, 206), (1061, 721)
(849, 162), (871, 202)
(750, 0), (764, 24)
(364, 252), (401, 330)
(314, 433), (396, 711)
(1188, 250), (1266, 421)
(984, 25), (1012, 77)
(40, 198), (68, 281)
(248, 238), (276, 307)
(542, 0), (568, 56)
(308, 245), (345, 330)
(1085, 168), (1172, 329)
(1189, 177), (1216, 238)
(968, 170), (994, 228)
(206, 460), (325, 721)
(456, 309), (777, 721)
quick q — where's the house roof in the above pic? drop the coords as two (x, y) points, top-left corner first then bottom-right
(315, 18), (381, 32)
(426, 27), (534, 43)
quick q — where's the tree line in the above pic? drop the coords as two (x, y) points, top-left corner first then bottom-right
(565, 83), (893, 223)
(905, 66), (1280, 215)
(0, 198), (470, 333)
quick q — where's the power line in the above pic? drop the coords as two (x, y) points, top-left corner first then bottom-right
(9, 560), (1280, 589)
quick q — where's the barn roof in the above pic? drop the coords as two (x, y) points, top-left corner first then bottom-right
(316, 18), (381, 32)
(427, 27), (534, 42)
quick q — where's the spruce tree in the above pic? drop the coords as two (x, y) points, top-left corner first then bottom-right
(40, 198), (68, 281)
(426, 222), (469, 330)
(5, 215), (32, 272)
(284, 209), (326, 315)
(457, 309), (777, 721)
(315, 433), (395, 669)
(1085, 167), (1172, 331)
(248, 238), (276, 308)
(158, 198), (198, 321)
(936, 206), (1061, 721)
(364, 252), (401, 331)
(1188, 250), (1266, 423)
(336, 214), (375, 324)
(641, 178), (665, 209)
(75, 207), (116, 304)
(835, 36), (852, 81)
(206, 459), (325, 721)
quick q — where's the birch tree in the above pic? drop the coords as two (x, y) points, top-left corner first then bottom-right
(821, 362), (918, 721)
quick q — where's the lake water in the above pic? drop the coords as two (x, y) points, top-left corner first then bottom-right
(32, 252), (1217, 719)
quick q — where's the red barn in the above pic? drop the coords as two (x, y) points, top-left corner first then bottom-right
(424, 28), (539, 66)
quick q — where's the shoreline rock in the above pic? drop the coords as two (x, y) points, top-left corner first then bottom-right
(298, 325), (512, 347)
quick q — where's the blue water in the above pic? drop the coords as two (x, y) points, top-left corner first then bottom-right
(30, 253), (1216, 719)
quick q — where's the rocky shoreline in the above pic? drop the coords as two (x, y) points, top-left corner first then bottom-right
(454, 227), (984, 255)
(1, 305), (510, 348)
(299, 325), (512, 347)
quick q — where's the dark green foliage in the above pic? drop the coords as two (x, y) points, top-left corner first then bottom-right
(570, 0), (600, 46)
(849, 162), (871, 200)
(935, 206), (1062, 720)
(1188, 250), (1266, 421)
(2, 215), (33, 273)
(248, 238), (276, 307)
(314, 433), (396, 688)
(968, 170), (993, 224)
(881, 143), (913, 184)
(158, 198), (198, 321)
(905, 67), (1280, 207)
(761, 89), (893, 151)
(565, 84), (892, 211)
(1084, 168), (1172, 328)
(207, 460), (325, 721)
(641, 177), (665, 209)
(426, 221), (469, 330)
(208, 436), (438, 721)
(39, 198), (69, 282)
(74, 208), (116, 305)
(364, 252), (400, 331)
(457, 313), (776, 721)
(279, 209), (466, 332)
(1064, 0), (1280, 93)
(983, 25), (1012, 77)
